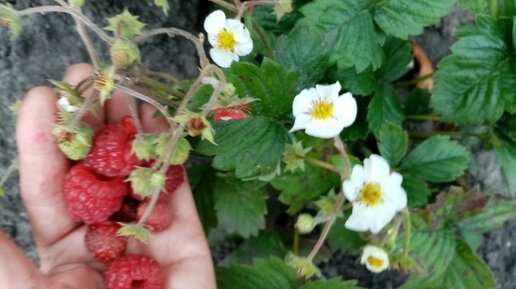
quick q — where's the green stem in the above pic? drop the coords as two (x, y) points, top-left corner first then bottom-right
(301, 156), (346, 175)
(252, 19), (274, 59)
(405, 114), (441, 121)
(408, 131), (489, 140)
(145, 71), (188, 91)
(394, 73), (434, 88)
(490, 0), (499, 18)
(402, 209), (411, 258)
(293, 230), (299, 255)
(140, 76), (184, 99)
(209, 0), (238, 12)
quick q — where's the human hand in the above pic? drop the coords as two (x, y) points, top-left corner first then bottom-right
(1, 63), (216, 289)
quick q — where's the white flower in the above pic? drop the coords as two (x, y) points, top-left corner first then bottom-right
(57, 97), (78, 113)
(203, 10), (253, 68)
(290, 81), (357, 139)
(360, 245), (389, 273)
(343, 154), (407, 234)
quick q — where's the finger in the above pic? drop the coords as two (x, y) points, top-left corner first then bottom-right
(0, 230), (47, 288)
(16, 87), (77, 249)
(127, 177), (216, 289)
(105, 90), (131, 123)
(62, 63), (105, 131)
(140, 103), (169, 133)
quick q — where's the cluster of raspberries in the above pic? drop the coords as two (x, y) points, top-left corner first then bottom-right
(62, 116), (184, 289)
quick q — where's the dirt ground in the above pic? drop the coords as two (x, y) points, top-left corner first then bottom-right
(0, 1), (513, 288)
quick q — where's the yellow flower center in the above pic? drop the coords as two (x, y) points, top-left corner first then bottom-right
(367, 256), (384, 268)
(94, 72), (114, 92)
(358, 183), (383, 206)
(311, 99), (334, 120)
(217, 29), (236, 51)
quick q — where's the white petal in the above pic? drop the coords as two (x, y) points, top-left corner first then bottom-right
(226, 19), (250, 42)
(381, 172), (407, 211)
(207, 33), (218, 47)
(235, 39), (253, 56)
(343, 165), (364, 202)
(345, 204), (373, 232)
(210, 48), (238, 68)
(305, 117), (342, 138)
(289, 114), (310, 132)
(369, 205), (396, 234)
(204, 10), (226, 34)
(363, 154), (391, 183)
(292, 88), (318, 117)
(315, 82), (341, 101)
(333, 92), (357, 128)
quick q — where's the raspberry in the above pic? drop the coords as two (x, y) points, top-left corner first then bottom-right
(85, 221), (127, 263)
(137, 202), (172, 232)
(83, 116), (140, 178)
(63, 164), (127, 223)
(129, 164), (184, 204)
(111, 196), (140, 223)
(103, 254), (163, 289)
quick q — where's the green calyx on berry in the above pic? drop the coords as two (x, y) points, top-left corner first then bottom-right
(155, 134), (192, 165)
(295, 214), (316, 234)
(110, 39), (141, 67)
(52, 123), (93, 160)
(282, 141), (311, 173)
(174, 110), (215, 145)
(285, 252), (322, 280)
(126, 166), (166, 198)
(0, 4), (22, 36)
(132, 134), (159, 161)
(105, 8), (146, 40)
(117, 223), (150, 243)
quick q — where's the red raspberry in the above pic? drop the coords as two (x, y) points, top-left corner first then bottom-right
(83, 116), (140, 178)
(63, 164), (127, 223)
(104, 254), (163, 289)
(129, 164), (184, 204)
(85, 221), (127, 263)
(137, 202), (172, 232)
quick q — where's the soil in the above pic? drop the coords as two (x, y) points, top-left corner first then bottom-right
(0, 1), (513, 288)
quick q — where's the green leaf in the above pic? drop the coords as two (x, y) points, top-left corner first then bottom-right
(298, 278), (364, 289)
(220, 230), (287, 266)
(214, 178), (267, 238)
(458, 0), (489, 14)
(401, 136), (470, 182)
(299, 0), (450, 71)
(366, 86), (404, 136)
(378, 123), (408, 167)
(373, 0), (455, 39)
(327, 216), (366, 253)
(216, 258), (302, 289)
(227, 58), (298, 120)
(495, 140), (516, 194)
(275, 25), (330, 88)
(187, 84), (212, 113)
(458, 199), (516, 232)
(402, 175), (431, 208)
(432, 17), (516, 125)
(404, 89), (432, 116)
(196, 115), (288, 178)
(188, 164), (218, 235)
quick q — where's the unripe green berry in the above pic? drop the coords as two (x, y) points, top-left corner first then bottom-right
(52, 123), (93, 160)
(222, 83), (236, 97)
(110, 39), (140, 67)
(295, 214), (316, 234)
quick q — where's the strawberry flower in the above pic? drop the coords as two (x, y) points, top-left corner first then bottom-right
(343, 154), (407, 234)
(203, 10), (253, 68)
(290, 81), (357, 139)
(360, 245), (389, 273)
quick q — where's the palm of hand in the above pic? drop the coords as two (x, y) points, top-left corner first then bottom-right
(9, 64), (215, 289)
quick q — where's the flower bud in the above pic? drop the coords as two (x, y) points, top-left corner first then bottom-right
(110, 39), (141, 67)
(222, 83), (236, 97)
(52, 123), (93, 160)
(360, 245), (390, 273)
(295, 214), (316, 234)
(285, 252), (321, 280)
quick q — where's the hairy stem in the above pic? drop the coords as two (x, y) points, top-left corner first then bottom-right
(209, 0), (238, 12)
(252, 19), (274, 59)
(308, 187), (346, 261)
(334, 136), (351, 178)
(133, 28), (208, 67)
(394, 73), (434, 88)
(490, 0), (499, 18)
(405, 114), (441, 121)
(402, 209), (411, 258)
(126, 95), (144, 135)
(236, 1), (279, 20)
(145, 71), (188, 91)
(18, 6), (113, 44)
(139, 76), (185, 99)
(301, 156), (347, 175)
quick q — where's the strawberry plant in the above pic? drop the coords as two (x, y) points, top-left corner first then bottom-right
(2, 0), (516, 288)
